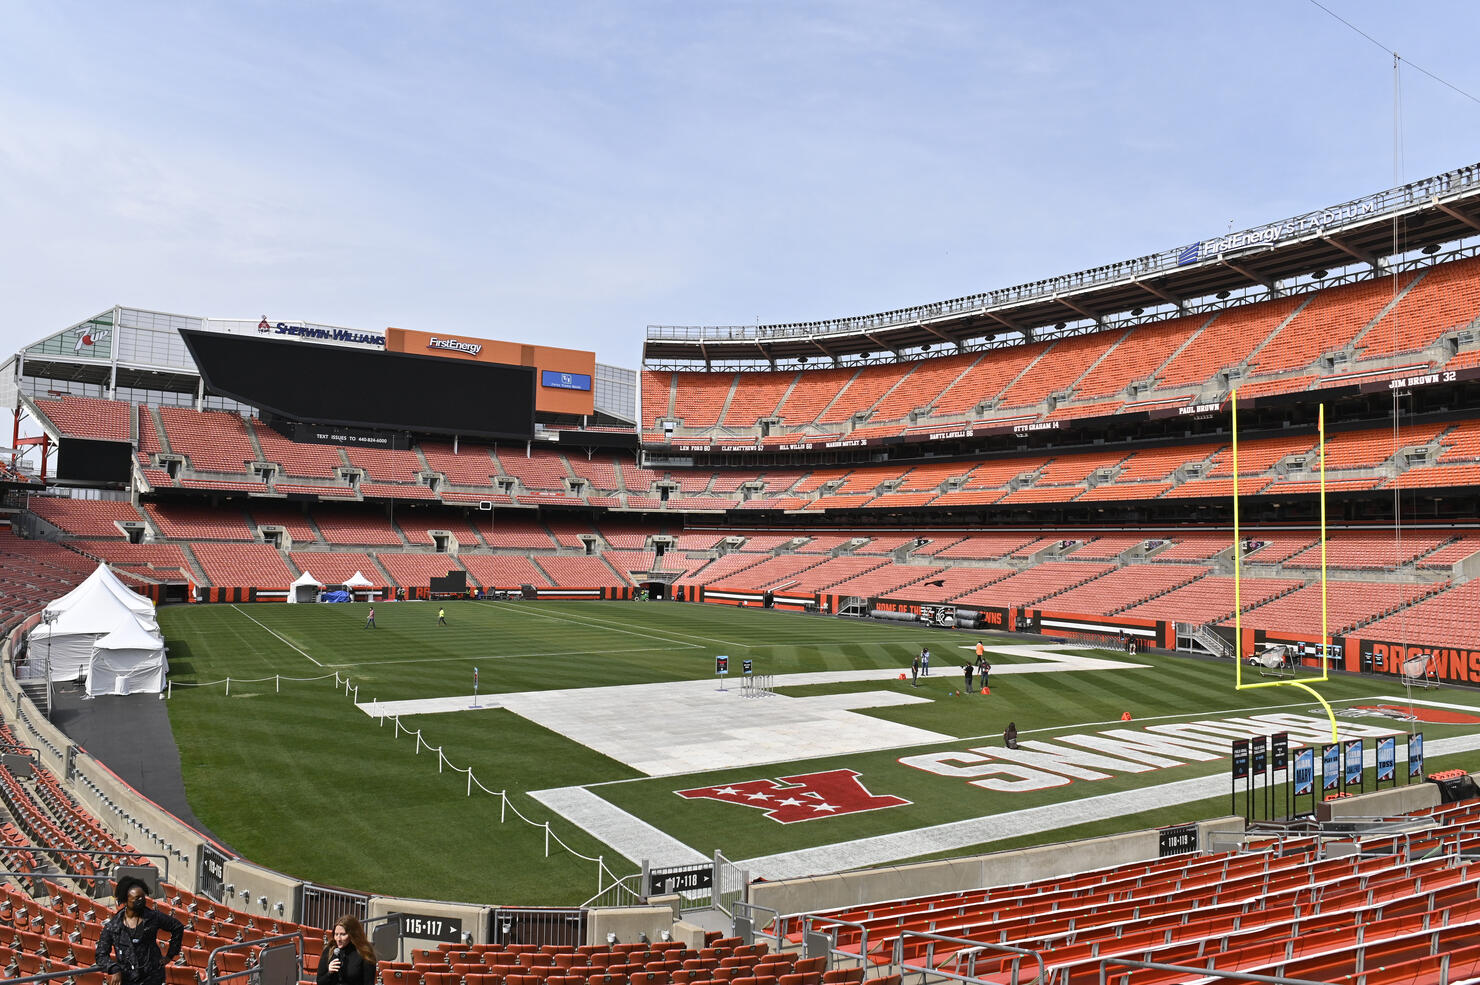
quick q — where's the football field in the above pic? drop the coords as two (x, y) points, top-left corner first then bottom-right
(157, 600), (1480, 906)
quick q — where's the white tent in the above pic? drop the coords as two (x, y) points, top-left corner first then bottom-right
(344, 571), (374, 588)
(27, 563), (166, 694)
(86, 617), (169, 696)
(288, 570), (323, 604)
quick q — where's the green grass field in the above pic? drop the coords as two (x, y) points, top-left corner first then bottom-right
(157, 599), (1480, 907)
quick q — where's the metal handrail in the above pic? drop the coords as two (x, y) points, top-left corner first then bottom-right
(1098, 956), (1328, 985)
(647, 162), (1480, 343)
(0, 964), (104, 985)
(895, 930), (1045, 985)
(802, 914), (871, 967)
(205, 930), (303, 985)
(732, 901), (782, 948)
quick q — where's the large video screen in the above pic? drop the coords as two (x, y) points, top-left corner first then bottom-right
(181, 330), (535, 439)
(57, 437), (133, 483)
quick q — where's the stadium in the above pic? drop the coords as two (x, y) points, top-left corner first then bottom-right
(3, 158), (1480, 985)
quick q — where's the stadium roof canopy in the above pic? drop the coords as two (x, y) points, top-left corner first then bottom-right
(643, 161), (1480, 368)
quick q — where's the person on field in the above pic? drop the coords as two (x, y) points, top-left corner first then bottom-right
(910, 655), (920, 687)
(1004, 722), (1019, 750)
(920, 647), (930, 676)
(963, 663), (974, 691)
(978, 654), (991, 689)
(437, 607), (447, 627)
(364, 607), (375, 629)
(97, 876), (183, 985)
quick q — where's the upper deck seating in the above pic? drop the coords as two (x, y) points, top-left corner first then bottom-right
(157, 407), (257, 474)
(249, 422), (345, 478)
(670, 372), (734, 428)
(565, 455), (623, 491)
(419, 442), (499, 487)
(394, 509), (487, 547)
(998, 329), (1126, 409)
(1357, 254), (1480, 358)
(820, 364), (915, 424)
(1156, 296), (1303, 388)
(33, 396), (131, 441)
(640, 369), (673, 429)
(345, 446), (424, 483)
(721, 372), (795, 427)
(495, 448), (570, 491)
(931, 342), (1051, 418)
(1073, 314), (1209, 400)
(826, 563), (945, 598)
(869, 353), (977, 422)
(481, 519), (557, 550)
(1250, 276), (1415, 375)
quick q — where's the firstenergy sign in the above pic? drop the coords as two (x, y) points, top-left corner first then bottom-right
(427, 337), (483, 356)
(900, 713), (1403, 793)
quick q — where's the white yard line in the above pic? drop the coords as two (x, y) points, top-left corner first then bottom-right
(229, 605), (323, 667)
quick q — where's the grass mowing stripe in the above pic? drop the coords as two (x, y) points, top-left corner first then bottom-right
(341, 645), (698, 668)
(473, 600), (711, 649)
(229, 604), (324, 667)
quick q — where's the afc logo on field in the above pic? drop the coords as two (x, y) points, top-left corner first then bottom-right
(677, 768), (910, 823)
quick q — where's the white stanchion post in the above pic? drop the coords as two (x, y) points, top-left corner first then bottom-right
(467, 772), (472, 796)
(544, 821), (550, 857)
(438, 748), (444, 773)
(275, 675), (280, 693)
(167, 682), (172, 700)
(501, 791), (507, 823)
(226, 678), (230, 697)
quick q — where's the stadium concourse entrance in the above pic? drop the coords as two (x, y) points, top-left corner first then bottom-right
(639, 580), (668, 600)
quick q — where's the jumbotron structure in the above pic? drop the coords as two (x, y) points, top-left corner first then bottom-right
(0, 162), (1479, 980)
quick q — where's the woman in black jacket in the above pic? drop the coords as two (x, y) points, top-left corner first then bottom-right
(317, 915), (377, 985)
(97, 876), (184, 985)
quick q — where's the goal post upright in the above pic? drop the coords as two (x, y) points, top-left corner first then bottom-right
(1231, 391), (1338, 742)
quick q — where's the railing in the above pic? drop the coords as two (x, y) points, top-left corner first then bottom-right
(491, 906), (586, 948)
(894, 930), (1045, 985)
(1098, 957), (1328, 985)
(0, 965), (104, 985)
(206, 931), (303, 985)
(299, 882), (368, 929)
(647, 162), (1480, 344)
(581, 873), (643, 909)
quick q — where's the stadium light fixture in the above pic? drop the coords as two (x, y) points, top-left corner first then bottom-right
(1131, 307), (1143, 316)
(1422, 243), (1441, 255)
(1311, 270), (1327, 279)
(1215, 290), (1230, 300)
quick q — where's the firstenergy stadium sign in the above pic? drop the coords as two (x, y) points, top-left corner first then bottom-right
(900, 712), (1402, 794)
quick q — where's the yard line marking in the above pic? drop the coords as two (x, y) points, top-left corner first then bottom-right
(328, 645), (694, 668)
(229, 605), (323, 667)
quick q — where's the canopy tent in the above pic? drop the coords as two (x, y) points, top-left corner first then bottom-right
(86, 617), (169, 696)
(288, 570), (324, 604)
(26, 562), (166, 695)
(343, 570), (377, 601)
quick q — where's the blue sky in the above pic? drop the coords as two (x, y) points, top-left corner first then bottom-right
(2, 0), (1478, 371)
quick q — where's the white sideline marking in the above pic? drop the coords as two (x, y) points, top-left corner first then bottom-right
(230, 605), (323, 667)
(529, 787), (707, 867)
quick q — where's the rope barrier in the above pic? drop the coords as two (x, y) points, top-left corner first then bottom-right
(171, 668), (613, 868)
